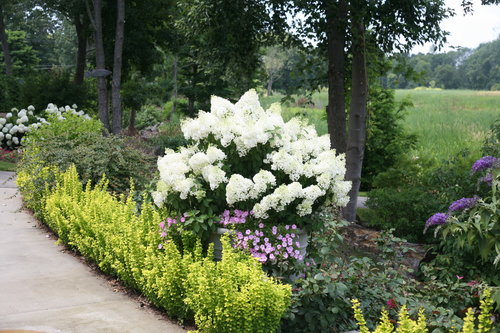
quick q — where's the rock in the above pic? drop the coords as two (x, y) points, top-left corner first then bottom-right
(341, 223), (428, 273)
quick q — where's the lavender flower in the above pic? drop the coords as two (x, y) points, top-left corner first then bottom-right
(471, 156), (499, 173)
(448, 197), (478, 212)
(424, 213), (449, 232)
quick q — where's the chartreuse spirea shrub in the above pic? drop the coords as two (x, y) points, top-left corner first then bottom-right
(351, 288), (495, 333)
(25, 165), (290, 330)
(185, 236), (291, 333)
(153, 89), (351, 235)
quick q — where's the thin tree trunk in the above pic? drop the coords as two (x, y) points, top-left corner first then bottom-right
(89, 0), (110, 132)
(326, 0), (347, 153)
(111, 0), (125, 135)
(73, 13), (87, 85)
(169, 56), (178, 121)
(0, 4), (13, 75)
(187, 97), (194, 117)
(267, 78), (273, 96)
(344, 13), (368, 222)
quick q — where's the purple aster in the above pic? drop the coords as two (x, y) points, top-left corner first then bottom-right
(471, 156), (499, 173)
(449, 197), (478, 212)
(424, 212), (449, 232)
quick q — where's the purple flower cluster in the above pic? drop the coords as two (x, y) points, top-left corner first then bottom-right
(234, 223), (302, 264)
(448, 197), (478, 212)
(158, 214), (187, 249)
(479, 173), (493, 185)
(424, 212), (449, 231)
(219, 209), (252, 226)
(471, 156), (499, 173)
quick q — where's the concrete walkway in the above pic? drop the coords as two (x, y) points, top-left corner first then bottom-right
(0, 171), (185, 333)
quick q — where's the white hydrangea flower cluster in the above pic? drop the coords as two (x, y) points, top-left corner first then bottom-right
(0, 103), (92, 150)
(154, 89), (351, 219)
(154, 145), (228, 205)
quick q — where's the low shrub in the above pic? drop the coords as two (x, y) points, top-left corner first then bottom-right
(352, 288), (495, 333)
(20, 112), (154, 195)
(21, 165), (291, 330)
(185, 236), (291, 332)
(366, 152), (482, 243)
(424, 156), (500, 284)
(279, 230), (489, 333)
(0, 103), (95, 149)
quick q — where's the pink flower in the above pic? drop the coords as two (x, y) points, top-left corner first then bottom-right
(158, 244), (163, 249)
(467, 280), (478, 287)
(387, 298), (397, 309)
(456, 275), (464, 280)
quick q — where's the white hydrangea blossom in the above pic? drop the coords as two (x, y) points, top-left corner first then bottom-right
(188, 152), (210, 174)
(251, 170), (276, 198)
(154, 89), (351, 218)
(206, 146), (226, 163)
(226, 174), (254, 205)
(332, 180), (352, 207)
(201, 165), (228, 190)
(0, 103), (94, 149)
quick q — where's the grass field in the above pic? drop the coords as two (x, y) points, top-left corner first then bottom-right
(261, 89), (499, 161)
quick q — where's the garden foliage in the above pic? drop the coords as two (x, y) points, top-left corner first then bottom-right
(366, 152), (483, 243)
(0, 103), (93, 149)
(425, 156), (500, 279)
(19, 165), (291, 331)
(19, 108), (154, 195)
(153, 89), (351, 240)
(352, 288), (495, 333)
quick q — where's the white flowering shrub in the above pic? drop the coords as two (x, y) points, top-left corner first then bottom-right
(154, 90), (351, 230)
(0, 103), (91, 150)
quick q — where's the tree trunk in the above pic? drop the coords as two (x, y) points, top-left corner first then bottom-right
(0, 4), (13, 75)
(326, 0), (347, 153)
(111, 0), (125, 135)
(73, 13), (87, 85)
(187, 97), (194, 117)
(267, 78), (273, 96)
(169, 56), (178, 121)
(344, 12), (368, 222)
(91, 0), (110, 132)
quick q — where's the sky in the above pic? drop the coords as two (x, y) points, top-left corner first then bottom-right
(411, 0), (500, 54)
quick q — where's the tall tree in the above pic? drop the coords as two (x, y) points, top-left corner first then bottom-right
(87, 0), (110, 131)
(290, 0), (452, 221)
(0, 3), (13, 75)
(111, 0), (124, 134)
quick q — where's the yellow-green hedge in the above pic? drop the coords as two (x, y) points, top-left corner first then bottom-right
(18, 165), (291, 331)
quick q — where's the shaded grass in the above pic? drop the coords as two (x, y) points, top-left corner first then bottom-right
(0, 161), (16, 171)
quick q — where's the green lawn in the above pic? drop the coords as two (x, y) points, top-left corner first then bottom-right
(395, 89), (499, 160)
(0, 161), (16, 171)
(261, 89), (499, 161)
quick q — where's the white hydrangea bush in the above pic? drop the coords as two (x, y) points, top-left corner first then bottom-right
(153, 89), (351, 227)
(0, 104), (91, 150)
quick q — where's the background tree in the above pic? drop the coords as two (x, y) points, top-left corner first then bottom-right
(262, 46), (287, 96)
(288, 0), (452, 221)
(0, 2), (13, 75)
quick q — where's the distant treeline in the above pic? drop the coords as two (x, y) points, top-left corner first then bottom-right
(381, 36), (500, 91)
